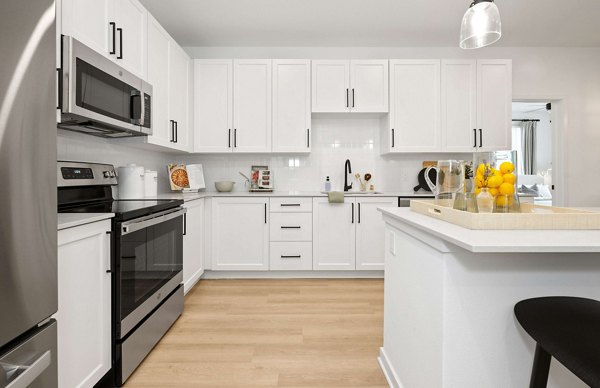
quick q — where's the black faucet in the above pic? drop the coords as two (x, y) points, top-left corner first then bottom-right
(344, 159), (353, 192)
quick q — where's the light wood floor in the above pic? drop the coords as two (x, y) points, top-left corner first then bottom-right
(125, 279), (387, 387)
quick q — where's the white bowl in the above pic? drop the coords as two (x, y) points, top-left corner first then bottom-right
(215, 181), (235, 192)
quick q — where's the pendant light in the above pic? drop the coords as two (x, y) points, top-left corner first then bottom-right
(459, 0), (501, 49)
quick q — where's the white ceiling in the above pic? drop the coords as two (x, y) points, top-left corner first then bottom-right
(140, 0), (600, 47)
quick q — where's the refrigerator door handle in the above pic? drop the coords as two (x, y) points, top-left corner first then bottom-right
(2, 350), (51, 388)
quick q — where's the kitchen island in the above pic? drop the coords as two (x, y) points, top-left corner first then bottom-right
(378, 207), (600, 388)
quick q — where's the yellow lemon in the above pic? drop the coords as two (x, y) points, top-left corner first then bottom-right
(487, 175), (504, 188)
(495, 195), (509, 207)
(474, 187), (481, 195)
(499, 182), (515, 195)
(488, 188), (499, 197)
(500, 161), (515, 175)
(503, 173), (516, 185)
(475, 175), (486, 188)
(477, 163), (491, 176)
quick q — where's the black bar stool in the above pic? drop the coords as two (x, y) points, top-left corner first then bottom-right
(514, 296), (600, 388)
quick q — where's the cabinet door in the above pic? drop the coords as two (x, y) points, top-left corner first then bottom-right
(388, 60), (441, 152)
(146, 15), (172, 145)
(477, 59), (512, 151)
(233, 59), (272, 153)
(169, 44), (191, 150)
(194, 60), (233, 153)
(211, 198), (269, 270)
(61, 0), (111, 56)
(356, 197), (396, 271)
(56, 220), (111, 388)
(272, 59), (311, 153)
(313, 198), (356, 270)
(111, 0), (147, 78)
(311, 60), (350, 113)
(441, 60), (478, 152)
(183, 199), (204, 294)
(350, 60), (389, 113)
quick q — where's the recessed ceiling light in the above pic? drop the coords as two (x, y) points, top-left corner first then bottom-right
(459, 0), (502, 49)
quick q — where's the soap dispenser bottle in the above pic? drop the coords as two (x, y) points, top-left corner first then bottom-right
(324, 176), (331, 192)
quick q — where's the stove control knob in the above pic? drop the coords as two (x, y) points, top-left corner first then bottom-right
(110, 171), (116, 177)
(103, 171), (110, 178)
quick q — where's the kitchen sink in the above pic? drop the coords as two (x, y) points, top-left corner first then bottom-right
(320, 191), (384, 195)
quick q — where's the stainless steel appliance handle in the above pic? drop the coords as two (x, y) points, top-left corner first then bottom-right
(2, 351), (51, 388)
(139, 92), (146, 127)
(121, 208), (187, 235)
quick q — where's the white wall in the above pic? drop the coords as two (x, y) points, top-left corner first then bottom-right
(185, 46), (600, 206)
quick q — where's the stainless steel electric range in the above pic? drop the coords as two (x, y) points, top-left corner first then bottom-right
(57, 161), (185, 386)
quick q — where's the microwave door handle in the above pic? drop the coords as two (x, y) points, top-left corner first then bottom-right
(129, 90), (142, 125)
(139, 93), (145, 126)
(121, 208), (187, 235)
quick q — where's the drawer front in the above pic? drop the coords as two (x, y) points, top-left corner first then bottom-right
(270, 242), (313, 270)
(270, 197), (313, 213)
(270, 213), (312, 241)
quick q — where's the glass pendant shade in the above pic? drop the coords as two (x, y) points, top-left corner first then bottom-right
(459, 0), (501, 49)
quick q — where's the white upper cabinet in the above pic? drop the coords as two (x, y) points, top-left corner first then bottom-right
(111, 0), (147, 78)
(194, 60), (233, 153)
(350, 60), (389, 112)
(272, 59), (311, 153)
(211, 198), (269, 271)
(477, 59), (512, 151)
(169, 44), (191, 150)
(312, 198), (356, 270)
(386, 60), (441, 153)
(61, 0), (111, 56)
(355, 197), (396, 271)
(311, 60), (350, 112)
(441, 60), (478, 152)
(146, 16), (171, 146)
(233, 59), (272, 153)
(312, 60), (389, 113)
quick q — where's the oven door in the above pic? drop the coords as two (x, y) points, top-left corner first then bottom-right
(116, 208), (185, 338)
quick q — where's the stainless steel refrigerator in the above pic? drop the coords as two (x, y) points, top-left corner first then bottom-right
(0, 0), (58, 387)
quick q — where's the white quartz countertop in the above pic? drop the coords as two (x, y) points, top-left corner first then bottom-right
(58, 213), (114, 231)
(149, 191), (434, 202)
(379, 207), (600, 253)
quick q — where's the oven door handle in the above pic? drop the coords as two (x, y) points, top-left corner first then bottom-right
(121, 208), (187, 235)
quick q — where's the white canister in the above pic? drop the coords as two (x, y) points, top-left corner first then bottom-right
(144, 170), (158, 197)
(118, 164), (145, 199)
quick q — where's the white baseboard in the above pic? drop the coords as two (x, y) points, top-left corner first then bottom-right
(378, 347), (402, 388)
(201, 270), (384, 279)
(183, 269), (204, 294)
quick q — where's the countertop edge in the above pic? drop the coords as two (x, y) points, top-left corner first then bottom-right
(58, 213), (115, 231)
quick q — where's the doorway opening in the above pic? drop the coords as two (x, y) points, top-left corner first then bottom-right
(511, 101), (554, 206)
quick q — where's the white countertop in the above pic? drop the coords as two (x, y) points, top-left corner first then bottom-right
(58, 213), (114, 231)
(149, 191), (434, 202)
(379, 207), (600, 253)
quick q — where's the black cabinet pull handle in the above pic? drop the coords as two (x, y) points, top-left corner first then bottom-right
(352, 88), (355, 108)
(264, 203), (267, 224)
(351, 202), (354, 223)
(281, 204), (300, 207)
(109, 22), (116, 54)
(473, 128), (477, 148)
(479, 128), (483, 148)
(183, 213), (187, 236)
(105, 231), (112, 273)
(56, 68), (62, 110)
(170, 120), (175, 142)
(307, 128), (310, 148)
(358, 203), (361, 223)
(174, 121), (178, 143)
(392, 128), (395, 148)
(346, 88), (349, 108)
(281, 226), (301, 229)
(281, 255), (301, 259)
(117, 27), (123, 59)
(228, 129), (231, 148)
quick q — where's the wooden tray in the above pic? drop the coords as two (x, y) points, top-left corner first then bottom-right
(410, 200), (600, 230)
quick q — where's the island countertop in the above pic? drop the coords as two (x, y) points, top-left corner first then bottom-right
(379, 207), (600, 253)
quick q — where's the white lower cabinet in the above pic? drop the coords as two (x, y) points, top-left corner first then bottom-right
(270, 242), (313, 271)
(211, 197), (269, 270)
(183, 199), (204, 293)
(312, 198), (356, 270)
(355, 197), (397, 270)
(56, 220), (111, 388)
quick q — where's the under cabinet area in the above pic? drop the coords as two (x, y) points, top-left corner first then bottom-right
(55, 220), (111, 388)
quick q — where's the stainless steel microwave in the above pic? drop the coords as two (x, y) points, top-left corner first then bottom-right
(58, 35), (152, 138)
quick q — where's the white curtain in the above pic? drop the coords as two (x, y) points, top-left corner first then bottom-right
(521, 121), (537, 175)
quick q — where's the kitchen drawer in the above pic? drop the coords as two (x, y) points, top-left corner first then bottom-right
(270, 242), (313, 270)
(270, 213), (312, 241)
(270, 197), (312, 213)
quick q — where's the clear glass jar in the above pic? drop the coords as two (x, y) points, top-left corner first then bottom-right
(473, 151), (521, 213)
(476, 188), (494, 213)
